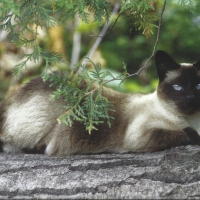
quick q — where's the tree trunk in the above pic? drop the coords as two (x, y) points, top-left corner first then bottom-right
(0, 145), (200, 199)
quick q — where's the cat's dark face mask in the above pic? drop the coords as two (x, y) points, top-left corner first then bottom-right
(155, 50), (200, 115)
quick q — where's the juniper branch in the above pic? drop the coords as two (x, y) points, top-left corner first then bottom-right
(78, 0), (166, 82)
(81, 0), (167, 88)
(124, 0), (167, 79)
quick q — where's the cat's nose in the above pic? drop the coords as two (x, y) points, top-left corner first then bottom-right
(186, 94), (195, 101)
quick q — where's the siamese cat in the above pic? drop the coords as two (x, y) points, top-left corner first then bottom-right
(0, 50), (200, 156)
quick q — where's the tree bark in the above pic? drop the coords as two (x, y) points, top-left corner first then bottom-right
(0, 145), (200, 199)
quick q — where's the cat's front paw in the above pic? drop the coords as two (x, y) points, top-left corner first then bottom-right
(183, 127), (200, 145)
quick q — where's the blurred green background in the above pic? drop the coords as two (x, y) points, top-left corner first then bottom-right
(0, 0), (200, 101)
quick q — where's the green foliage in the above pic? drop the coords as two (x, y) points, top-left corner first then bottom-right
(178, 0), (195, 10)
(120, 0), (158, 37)
(157, 0), (200, 63)
(48, 61), (119, 134)
(57, 0), (111, 25)
(124, 79), (158, 93)
(101, 0), (199, 77)
(0, 0), (61, 78)
(0, 0), (159, 79)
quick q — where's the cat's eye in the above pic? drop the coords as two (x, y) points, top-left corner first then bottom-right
(196, 84), (200, 90)
(173, 84), (182, 91)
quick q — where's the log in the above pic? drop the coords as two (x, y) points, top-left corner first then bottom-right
(0, 145), (200, 199)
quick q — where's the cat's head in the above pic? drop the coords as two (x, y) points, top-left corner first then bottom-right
(155, 50), (200, 115)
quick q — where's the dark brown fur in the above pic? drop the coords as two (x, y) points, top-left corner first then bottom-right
(46, 88), (131, 155)
(143, 127), (200, 152)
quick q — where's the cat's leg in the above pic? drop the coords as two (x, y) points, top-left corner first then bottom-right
(44, 124), (72, 156)
(2, 143), (23, 154)
(145, 127), (200, 152)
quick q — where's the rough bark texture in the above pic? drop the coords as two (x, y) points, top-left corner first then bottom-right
(0, 145), (200, 199)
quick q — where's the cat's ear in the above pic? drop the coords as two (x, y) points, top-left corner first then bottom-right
(155, 50), (180, 82)
(194, 59), (200, 70)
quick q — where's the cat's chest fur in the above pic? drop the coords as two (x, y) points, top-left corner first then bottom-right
(123, 91), (190, 151)
(127, 92), (188, 131)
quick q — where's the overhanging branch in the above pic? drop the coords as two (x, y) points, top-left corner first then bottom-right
(124, 0), (167, 79)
